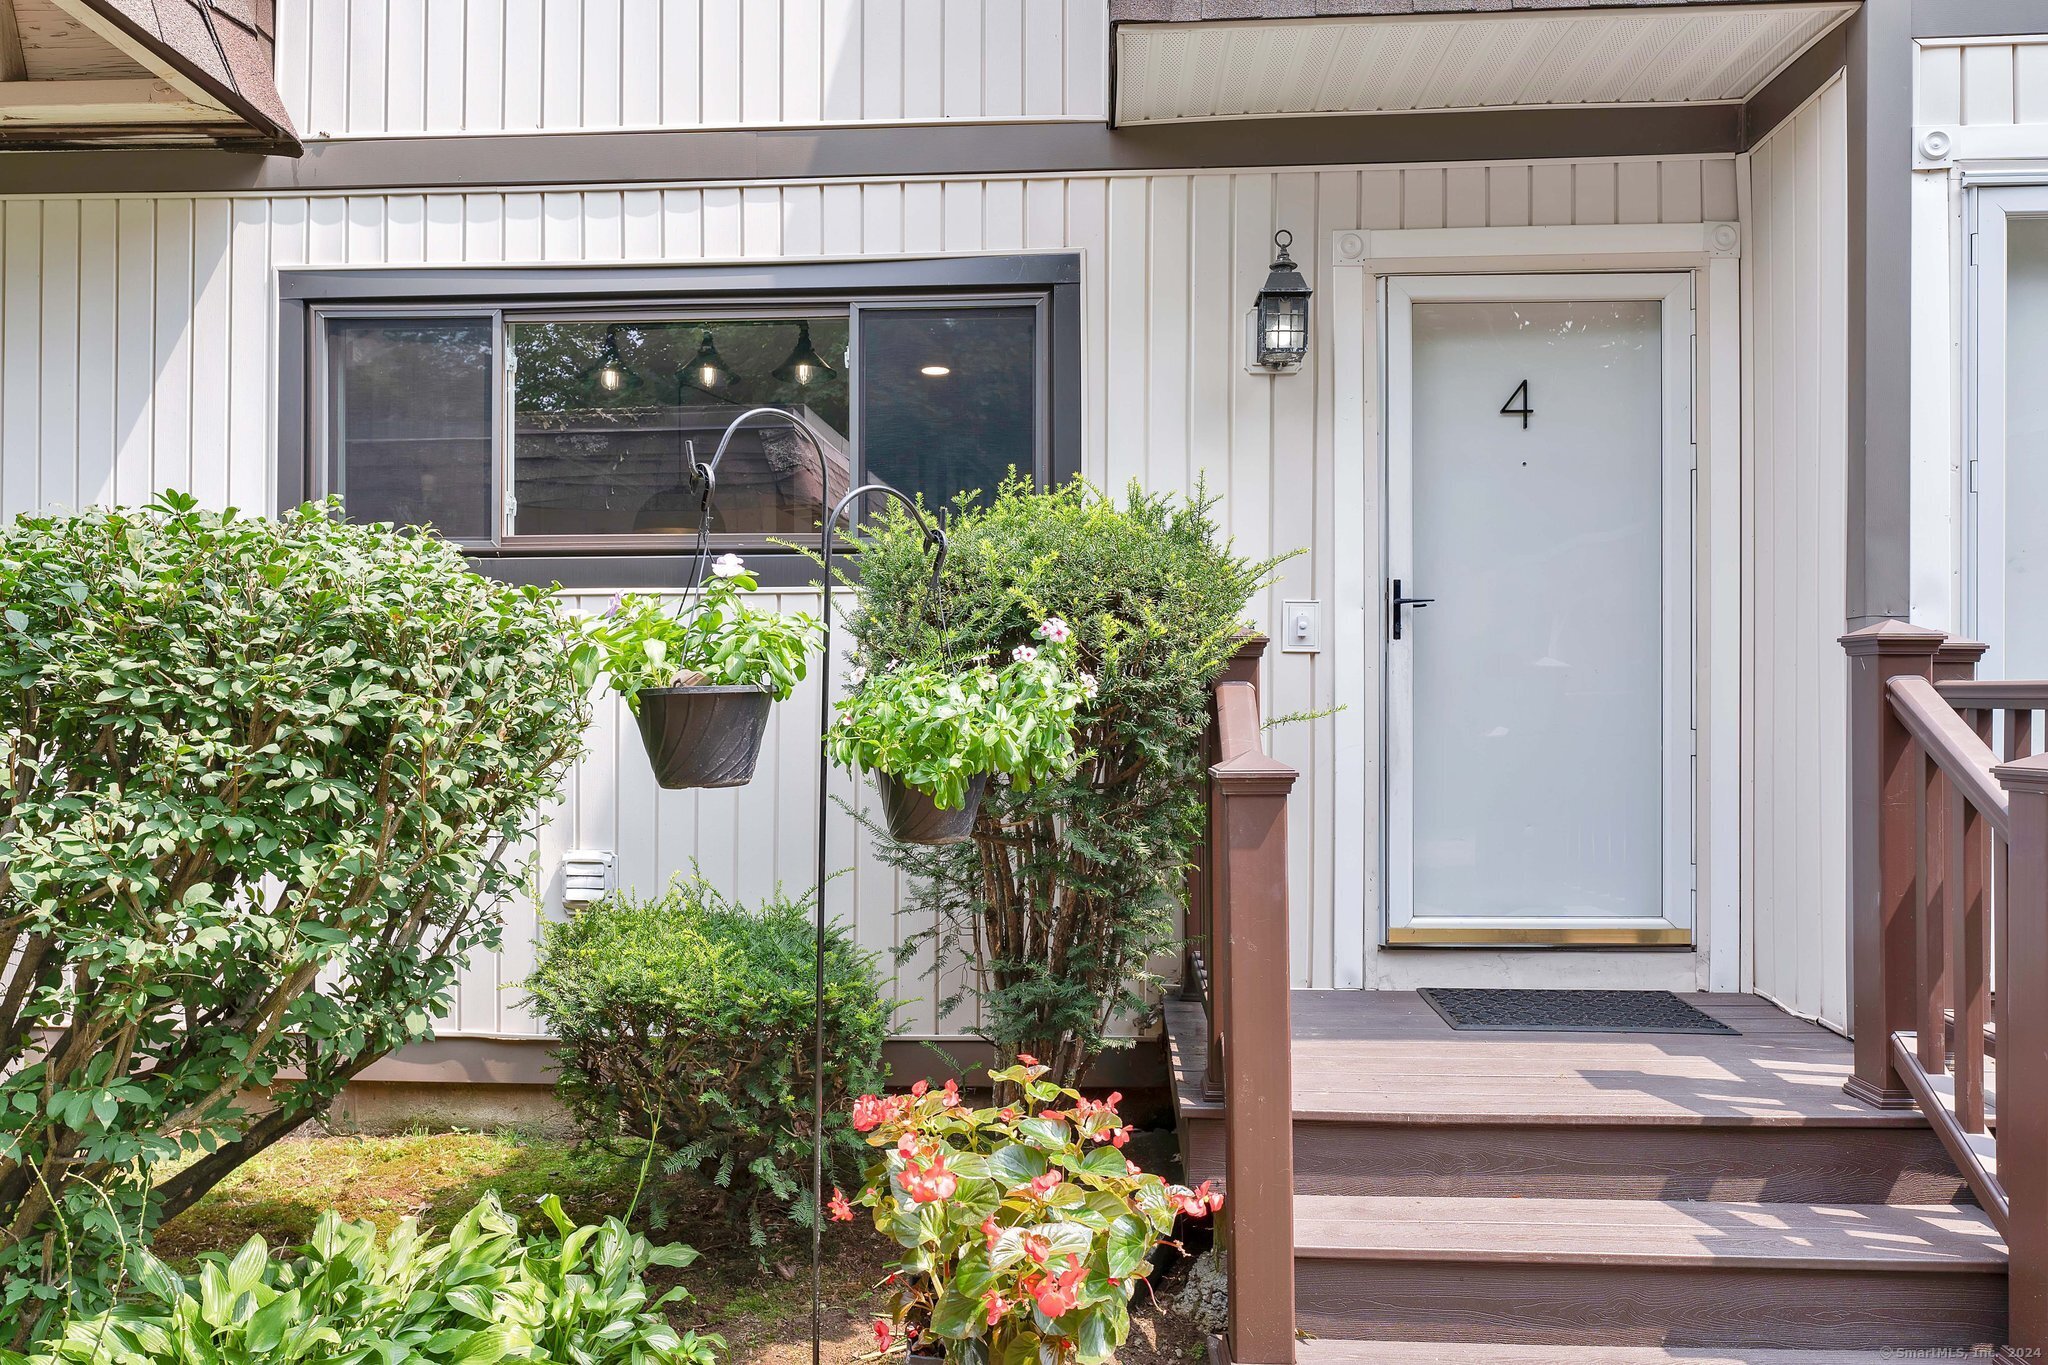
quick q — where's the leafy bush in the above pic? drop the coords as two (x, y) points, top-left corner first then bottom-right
(841, 1058), (1220, 1365)
(524, 879), (891, 1243)
(575, 555), (820, 708)
(11, 1193), (719, 1365)
(844, 477), (1286, 1087)
(827, 620), (1088, 810)
(0, 495), (591, 1343)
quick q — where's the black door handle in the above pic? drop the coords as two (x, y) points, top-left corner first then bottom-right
(1391, 579), (1435, 640)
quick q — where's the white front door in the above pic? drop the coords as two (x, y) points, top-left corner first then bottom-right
(1970, 187), (2048, 680)
(1384, 274), (1695, 947)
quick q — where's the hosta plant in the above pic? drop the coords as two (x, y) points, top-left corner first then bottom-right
(576, 555), (822, 709)
(7, 1193), (719, 1365)
(837, 1058), (1223, 1365)
(825, 620), (1089, 811)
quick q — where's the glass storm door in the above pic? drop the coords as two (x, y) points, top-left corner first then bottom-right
(1384, 275), (1695, 946)
(1971, 188), (2048, 681)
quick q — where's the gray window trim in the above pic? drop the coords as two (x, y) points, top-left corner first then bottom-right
(281, 253), (1083, 586)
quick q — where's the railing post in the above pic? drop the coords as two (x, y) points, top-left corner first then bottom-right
(1210, 685), (1296, 1365)
(1841, 621), (1945, 1108)
(1996, 752), (2048, 1350)
(1198, 637), (1268, 1100)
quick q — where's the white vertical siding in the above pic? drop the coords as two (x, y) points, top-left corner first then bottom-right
(1741, 78), (1851, 1030)
(0, 154), (1733, 1034)
(1916, 38), (2048, 127)
(276, 0), (1110, 138)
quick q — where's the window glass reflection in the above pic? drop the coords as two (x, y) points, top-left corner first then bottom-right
(509, 317), (852, 538)
(327, 316), (495, 541)
(859, 306), (1038, 508)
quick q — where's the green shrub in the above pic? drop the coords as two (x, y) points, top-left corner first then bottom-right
(524, 879), (891, 1243)
(10, 1193), (718, 1365)
(0, 494), (591, 1343)
(843, 477), (1287, 1087)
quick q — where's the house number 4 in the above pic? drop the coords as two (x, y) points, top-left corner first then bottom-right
(1500, 380), (1533, 430)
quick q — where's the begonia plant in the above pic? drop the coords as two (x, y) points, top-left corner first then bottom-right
(836, 1057), (1222, 1365)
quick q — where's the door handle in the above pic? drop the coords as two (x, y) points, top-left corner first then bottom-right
(1391, 579), (1435, 640)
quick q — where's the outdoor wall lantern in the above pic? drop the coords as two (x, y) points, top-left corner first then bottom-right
(1248, 229), (1311, 374)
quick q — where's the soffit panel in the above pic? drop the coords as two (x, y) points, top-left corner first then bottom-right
(1113, 3), (1855, 123)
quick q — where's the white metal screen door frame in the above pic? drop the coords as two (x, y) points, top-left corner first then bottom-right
(1968, 184), (2048, 680)
(1382, 272), (1697, 947)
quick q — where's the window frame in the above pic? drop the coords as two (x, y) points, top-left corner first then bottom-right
(280, 255), (1082, 583)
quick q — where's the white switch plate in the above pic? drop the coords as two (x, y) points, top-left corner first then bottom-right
(1281, 599), (1320, 653)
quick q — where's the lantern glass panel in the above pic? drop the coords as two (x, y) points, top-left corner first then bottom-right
(1261, 295), (1309, 364)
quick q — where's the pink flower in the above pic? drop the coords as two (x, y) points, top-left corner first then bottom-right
(941, 1079), (961, 1108)
(1109, 1125), (1132, 1149)
(829, 1187), (855, 1222)
(1169, 1180), (1224, 1218)
(982, 1215), (1001, 1250)
(1022, 1255), (1087, 1318)
(1011, 644), (1039, 664)
(1015, 1053), (1039, 1067)
(910, 1079), (929, 1097)
(984, 1290), (1011, 1326)
(902, 1150), (959, 1204)
(1024, 1170), (1063, 1199)
(851, 1094), (890, 1132)
(873, 1320), (894, 1353)
(1022, 1233), (1051, 1265)
(1036, 618), (1073, 645)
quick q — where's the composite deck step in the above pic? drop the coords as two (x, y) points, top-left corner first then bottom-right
(1165, 998), (1972, 1204)
(1300, 1342), (1930, 1365)
(1293, 1194), (2007, 1349)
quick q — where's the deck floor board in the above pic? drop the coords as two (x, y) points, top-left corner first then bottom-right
(1175, 991), (1955, 1126)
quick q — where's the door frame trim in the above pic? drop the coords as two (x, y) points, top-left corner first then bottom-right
(1328, 226), (1743, 993)
(1381, 271), (1699, 948)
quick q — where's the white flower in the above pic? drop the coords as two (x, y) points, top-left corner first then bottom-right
(1036, 617), (1072, 645)
(710, 553), (746, 580)
(847, 664), (868, 687)
(1077, 670), (1098, 700)
(1011, 644), (1039, 664)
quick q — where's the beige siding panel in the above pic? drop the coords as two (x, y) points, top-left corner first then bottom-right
(281, 0), (1110, 137)
(1742, 79), (1850, 1030)
(0, 154), (1734, 1032)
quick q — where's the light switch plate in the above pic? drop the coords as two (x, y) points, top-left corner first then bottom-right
(1281, 599), (1320, 653)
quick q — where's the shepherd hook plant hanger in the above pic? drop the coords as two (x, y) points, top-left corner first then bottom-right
(684, 407), (949, 1365)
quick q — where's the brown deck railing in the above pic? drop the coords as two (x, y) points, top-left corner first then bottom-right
(1184, 636), (1299, 1365)
(1843, 623), (2048, 1347)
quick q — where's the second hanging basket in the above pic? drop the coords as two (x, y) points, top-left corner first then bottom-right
(875, 771), (988, 845)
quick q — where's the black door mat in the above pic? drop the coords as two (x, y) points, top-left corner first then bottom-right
(1418, 988), (1738, 1035)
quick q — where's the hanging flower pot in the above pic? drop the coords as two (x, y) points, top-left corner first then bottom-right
(876, 771), (988, 845)
(572, 556), (823, 792)
(635, 684), (773, 789)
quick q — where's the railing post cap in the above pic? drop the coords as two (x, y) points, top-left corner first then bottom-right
(1995, 751), (2048, 791)
(1839, 620), (1946, 656)
(1231, 633), (1270, 663)
(1936, 637), (1990, 664)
